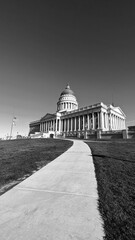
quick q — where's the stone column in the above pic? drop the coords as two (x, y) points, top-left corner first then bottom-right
(114, 115), (116, 130)
(117, 116), (118, 129)
(111, 114), (113, 130)
(105, 113), (107, 129)
(120, 117), (121, 129)
(87, 114), (89, 130)
(121, 118), (123, 129)
(108, 114), (110, 130)
(118, 117), (120, 129)
(56, 119), (58, 133)
(98, 112), (100, 129)
(110, 114), (112, 130)
(60, 120), (62, 132)
(71, 118), (73, 131)
(100, 111), (103, 130)
(103, 112), (105, 129)
(106, 113), (108, 129)
(112, 115), (114, 130)
(119, 118), (121, 129)
(64, 119), (66, 132)
(67, 118), (69, 132)
(52, 120), (54, 131)
(89, 114), (91, 129)
(124, 119), (126, 129)
(74, 117), (76, 131)
(122, 119), (124, 129)
(83, 115), (85, 130)
(105, 113), (108, 130)
(78, 116), (80, 131)
(92, 113), (95, 129)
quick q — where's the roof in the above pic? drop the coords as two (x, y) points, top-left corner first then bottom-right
(60, 84), (75, 96)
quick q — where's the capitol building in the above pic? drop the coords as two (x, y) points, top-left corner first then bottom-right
(29, 84), (126, 138)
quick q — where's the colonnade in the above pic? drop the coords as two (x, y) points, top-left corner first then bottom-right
(61, 111), (107, 132)
(58, 102), (77, 111)
(110, 114), (125, 130)
(40, 111), (106, 133)
(40, 119), (61, 132)
(40, 111), (126, 134)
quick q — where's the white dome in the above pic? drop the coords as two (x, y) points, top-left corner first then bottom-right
(57, 84), (78, 112)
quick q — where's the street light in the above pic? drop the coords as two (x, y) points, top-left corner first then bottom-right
(10, 117), (16, 140)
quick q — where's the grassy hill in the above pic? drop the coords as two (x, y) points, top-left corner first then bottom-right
(86, 140), (135, 240)
(0, 138), (73, 195)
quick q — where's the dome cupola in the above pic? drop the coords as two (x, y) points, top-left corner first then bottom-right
(57, 84), (78, 112)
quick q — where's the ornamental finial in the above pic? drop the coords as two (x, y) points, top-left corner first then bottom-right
(66, 84), (70, 89)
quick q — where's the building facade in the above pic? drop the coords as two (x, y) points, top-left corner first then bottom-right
(29, 84), (126, 138)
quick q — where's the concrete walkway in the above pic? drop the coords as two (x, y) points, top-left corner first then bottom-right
(0, 140), (104, 240)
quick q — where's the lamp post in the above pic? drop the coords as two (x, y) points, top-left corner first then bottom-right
(10, 117), (16, 140)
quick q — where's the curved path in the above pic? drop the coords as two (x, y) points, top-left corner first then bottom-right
(0, 140), (104, 240)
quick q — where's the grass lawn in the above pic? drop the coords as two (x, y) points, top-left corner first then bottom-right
(86, 140), (135, 240)
(0, 138), (72, 195)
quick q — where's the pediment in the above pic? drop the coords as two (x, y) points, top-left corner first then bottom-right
(40, 113), (56, 122)
(113, 107), (126, 117)
(108, 105), (126, 117)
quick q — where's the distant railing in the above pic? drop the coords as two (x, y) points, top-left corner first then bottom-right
(62, 103), (102, 116)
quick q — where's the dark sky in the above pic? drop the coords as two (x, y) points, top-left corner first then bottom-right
(0, 0), (135, 137)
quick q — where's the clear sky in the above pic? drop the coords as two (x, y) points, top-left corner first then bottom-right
(0, 0), (135, 138)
